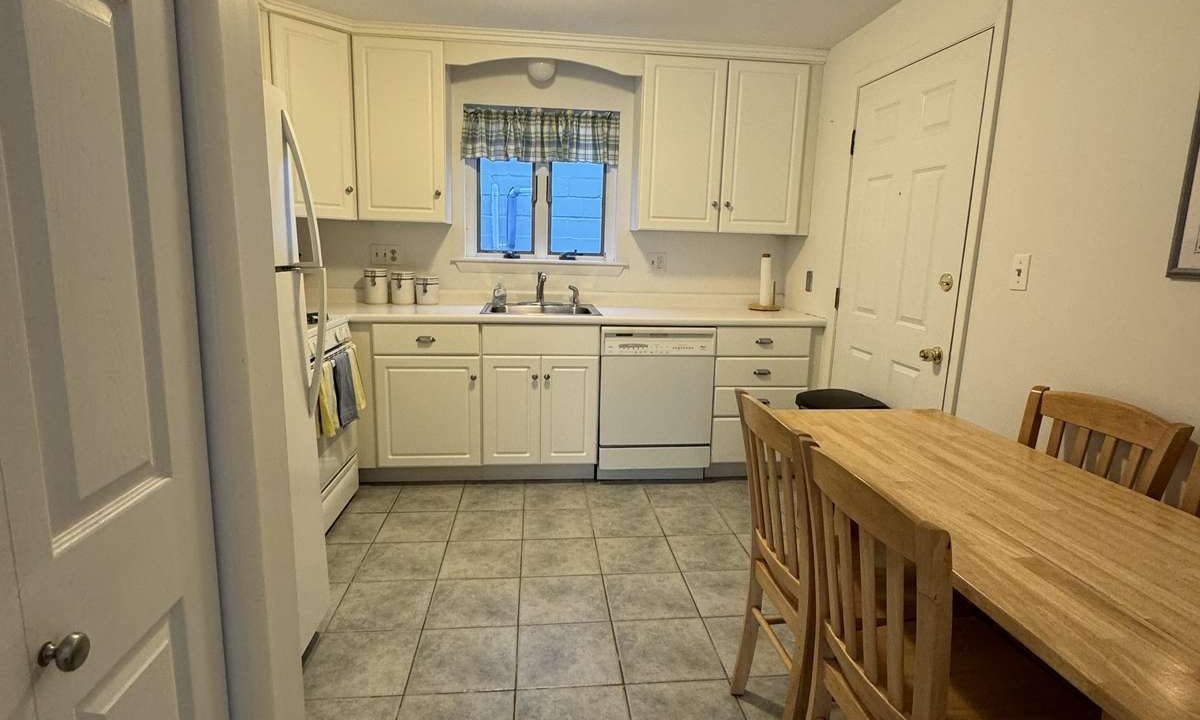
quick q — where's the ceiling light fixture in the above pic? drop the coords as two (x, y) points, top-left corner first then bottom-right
(527, 59), (556, 84)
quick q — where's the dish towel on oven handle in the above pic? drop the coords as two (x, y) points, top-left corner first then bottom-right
(331, 349), (359, 428)
(346, 343), (368, 411)
(317, 359), (339, 437)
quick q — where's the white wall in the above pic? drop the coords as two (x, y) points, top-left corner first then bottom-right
(321, 59), (790, 304)
(955, 0), (1200, 495)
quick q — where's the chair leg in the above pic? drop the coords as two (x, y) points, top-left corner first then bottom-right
(730, 570), (764, 695)
(782, 633), (814, 720)
(805, 647), (833, 720)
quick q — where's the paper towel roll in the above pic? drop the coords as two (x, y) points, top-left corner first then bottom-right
(758, 253), (773, 306)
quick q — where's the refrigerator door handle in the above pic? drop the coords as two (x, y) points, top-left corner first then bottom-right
(281, 108), (324, 268)
(299, 267), (328, 416)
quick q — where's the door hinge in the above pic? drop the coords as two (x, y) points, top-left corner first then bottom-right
(850, 129), (856, 156)
(834, 287), (841, 310)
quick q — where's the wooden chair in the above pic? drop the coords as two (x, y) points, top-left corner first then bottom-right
(1180, 453), (1200, 518)
(805, 447), (1099, 720)
(730, 390), (816, 719)
(1018, 385), (1192, 501)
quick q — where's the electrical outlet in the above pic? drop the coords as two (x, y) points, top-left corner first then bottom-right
(648, 252), (667, 271)
(370, 244), (402, 265)
(1009, 253), (1031, 291)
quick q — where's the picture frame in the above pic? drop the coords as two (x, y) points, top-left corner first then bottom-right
(1168, 92), (1200, 279)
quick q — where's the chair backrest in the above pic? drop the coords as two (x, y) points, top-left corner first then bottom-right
(1018, 385), (1193, 500)
(807, 447), (954, 720)
(1180, 454), (1200, 518)
(736, 390), (813, 604)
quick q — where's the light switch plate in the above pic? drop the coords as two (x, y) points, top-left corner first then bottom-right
(371, 244), (402, 265)
(648, 252), (667, 271)
(1009, 253), (1031, 291)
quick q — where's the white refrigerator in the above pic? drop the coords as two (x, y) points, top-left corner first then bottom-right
(264, 82), (330, 653)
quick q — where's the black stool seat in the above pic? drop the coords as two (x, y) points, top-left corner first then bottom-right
(795, 388), (889, 410)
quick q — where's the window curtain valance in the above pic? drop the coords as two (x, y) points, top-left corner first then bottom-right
(461, 104), (620, 167)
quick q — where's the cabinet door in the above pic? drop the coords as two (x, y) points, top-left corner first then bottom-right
(540, 356), (599, 464)
(353, 36), (448, 222)
(635, 56), (727, 232)
(270, 16), (357, 219)
(719, 61), (811, 235)
(375, 356), (480, 466)
(482, 356), (540, 465)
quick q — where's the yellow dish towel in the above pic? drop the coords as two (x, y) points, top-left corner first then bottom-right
(317, 359), (339, 437)
(347, 344), (368, 411)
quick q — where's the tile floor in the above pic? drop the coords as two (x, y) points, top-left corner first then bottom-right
(306, 479), (798, 720)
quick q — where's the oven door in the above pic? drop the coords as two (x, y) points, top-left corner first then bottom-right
(316, 419), (357, 493)
(599, 356), (715, 447)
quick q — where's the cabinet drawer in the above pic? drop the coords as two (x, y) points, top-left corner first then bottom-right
(713, 386), (806, 417)
(482, 325), (599, 355)
(717, 327), (812, 356)
(715, 357), (810, 387)
(711, 417), (746, 464)
(373, 324), (479, 355)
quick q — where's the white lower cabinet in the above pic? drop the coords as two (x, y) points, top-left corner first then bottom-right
(482, 356), (541, 464)
(541, 356), (599, 464)
(375, 356), (481, 466)
(482, 355), (599, 465)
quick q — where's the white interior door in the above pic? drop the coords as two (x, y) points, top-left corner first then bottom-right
(0, 1), (228, 718)
(831, 31), (992, 408)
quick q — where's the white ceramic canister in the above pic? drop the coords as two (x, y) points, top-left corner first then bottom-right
(390, 270), (416, 305)
(363, 267), (389, 305)
(415, 274), (440, 305)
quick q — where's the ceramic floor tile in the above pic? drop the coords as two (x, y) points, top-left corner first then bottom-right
(406, 626), (518, 694)
(327, 580), (434, 631)
(703, 616), (794, 679)
(604, 573), (698, 621)
(643, 483), (715, 508)
(517, 622), (622, 689)
(395, 484), (463, 511)
(587, 483), (650, 508)
(356, 542), (446, 581)
(302, 629), (419, 698)
(325, 543), (370, 583)
(440, 540), (522, 579)
(595, 536), (678, 575)
(516, 686), (630, 720)
(625, 680), (744, 720)
(451, 510), (524, 541)
(425, 578), (520, 629)
(305, 696), (401, 720)
(590, 505), (663, 538)
(736, 533), (754, 555)
(523, 509), (592, 539)
(716, 505), (752, 534)
(684, 571), (751, 617)
(375, 511), (455, 542)
(705, 479), (751, 509)
(344, 485), (400, 514)
(612, 618), (725, 684)
(666, 535), (749, 572)
(326, 512), (386, 544)
(653, 506), (730, 535)
(737, 676), (792, 720)
(521, 538), (600, 577)
(397, 691), (515, 720)
(460, 483), (525, 511)
(523, 482), (588, 510)
(319, 582), (349, 634)
(519, 575), (609, 625)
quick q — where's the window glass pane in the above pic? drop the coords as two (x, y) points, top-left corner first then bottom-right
(549, 162), (604, 255)
(479, 158), (533, 253)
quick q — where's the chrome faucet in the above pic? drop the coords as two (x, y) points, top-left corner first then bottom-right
(535, 272), (548, 304)
(568, 285), (580, 306)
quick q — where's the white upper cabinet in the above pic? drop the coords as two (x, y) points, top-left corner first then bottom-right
(270, 16), (357, 219)
(353, 36), (448, 222)
(635, 56), (728, 233)
(635, 55), (813, 235)
(719, 61), (812, 235)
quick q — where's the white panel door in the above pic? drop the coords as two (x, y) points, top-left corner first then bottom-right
(270, 15), (357, 219)
(0, 1), (228, 718)
(353, 36), (448, 222)
(719, 61), (811, 235)
(375, 357), (481, 466)
(832, 31), (992, 409)
(482, 356), (541, 465)
(635, 56), (728, 232)
(541, 357), (599, 464)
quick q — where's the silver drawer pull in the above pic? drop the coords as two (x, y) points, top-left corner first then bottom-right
(755, 338), (774, 346)
(753, 369), (772, 377)
(415, 335), (436, 344)
(758, 398), (771, 405)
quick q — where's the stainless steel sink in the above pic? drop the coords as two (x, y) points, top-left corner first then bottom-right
(481, 302), (601, 316)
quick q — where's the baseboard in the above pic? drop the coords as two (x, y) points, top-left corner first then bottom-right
(361, 464), (596, 483)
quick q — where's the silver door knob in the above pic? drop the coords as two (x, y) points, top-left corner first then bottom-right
(918, 346), (944, 364)
(38, 632), (90, 672)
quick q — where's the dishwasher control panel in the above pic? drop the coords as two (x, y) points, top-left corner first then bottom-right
(602, 327), (716, 356)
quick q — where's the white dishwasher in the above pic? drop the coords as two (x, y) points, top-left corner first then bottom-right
(598, 327), (716, 478)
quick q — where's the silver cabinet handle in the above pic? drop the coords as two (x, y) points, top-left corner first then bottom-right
(531, 373), (539, 381)
(469, 374), (477, 381)
(416, 335), (436, 344)
(724, 200), (733, 210)
(344, 185), (354, 195)
(710, 200), (719, 209)
(38, 632), (90, 672)
(543, 373), (551, 381)
(433, 189), (443, 199)
(753, 369), (771, 377)
(755, 338), (774, 346)
(758, 398), (771, 405)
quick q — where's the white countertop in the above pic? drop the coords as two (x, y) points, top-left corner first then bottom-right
(331, 302), (826, 328)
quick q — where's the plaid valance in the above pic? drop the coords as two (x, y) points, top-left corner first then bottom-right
(461, 105), (620, 167)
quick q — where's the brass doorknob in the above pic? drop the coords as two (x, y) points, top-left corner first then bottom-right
(38, 632), (90, 672)
(918, 346), (944, 364)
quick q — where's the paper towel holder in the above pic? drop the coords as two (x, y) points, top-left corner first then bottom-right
(749, 281), (782, 312)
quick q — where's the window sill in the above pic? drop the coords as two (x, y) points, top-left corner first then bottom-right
(451, 256), (627, 277)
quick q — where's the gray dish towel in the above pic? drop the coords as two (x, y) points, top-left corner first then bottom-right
(332, 351), (359, 427)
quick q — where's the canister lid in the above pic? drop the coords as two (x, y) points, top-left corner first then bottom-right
(390, 269), (415, 278)
(363, 267), (389, 277)
(416, 274), (439, 284)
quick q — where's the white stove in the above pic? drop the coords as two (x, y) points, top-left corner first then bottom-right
(307, 314), (359, 530)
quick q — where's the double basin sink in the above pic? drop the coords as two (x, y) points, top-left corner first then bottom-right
(481, 302), (602, 316)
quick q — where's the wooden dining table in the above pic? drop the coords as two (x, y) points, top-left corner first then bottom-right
(773, 408), (1200, 720)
